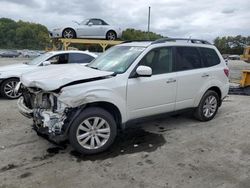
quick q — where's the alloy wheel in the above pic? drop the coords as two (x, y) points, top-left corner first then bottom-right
(203, 95), (217, 118)
(63, 29), (74, 38)
(107, 32), (116, 40)
(3, 80), (21, 99)
(76, 117), (111, 150)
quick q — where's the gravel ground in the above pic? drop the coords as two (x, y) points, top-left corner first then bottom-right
(0, 58), (250, 188)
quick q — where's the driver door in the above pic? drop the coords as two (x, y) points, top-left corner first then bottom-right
(78, 19), (103, 37)
(127, 47), (177, 120)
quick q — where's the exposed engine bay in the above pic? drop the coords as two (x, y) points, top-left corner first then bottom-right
(18, 86), (75, 141)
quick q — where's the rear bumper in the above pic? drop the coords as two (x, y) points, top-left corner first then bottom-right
(17, 97), (33, 118)
(116, 30), (122, 38)
(221, 82), (230, 98)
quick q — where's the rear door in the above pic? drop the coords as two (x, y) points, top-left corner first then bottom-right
(68, 53), (95, 64)
(174, 46), (209, 110)
(127, 47), (177, 120)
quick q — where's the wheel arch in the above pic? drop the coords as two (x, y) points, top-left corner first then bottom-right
(194, 84), (223, 107)
(65, 101), (123, 133)
(0, 77), (20, 86)
(206, 86), (222, 106)
(62, 27), (77, 37)
(106, 30), (117, 38)
(85, 101), (122, 128)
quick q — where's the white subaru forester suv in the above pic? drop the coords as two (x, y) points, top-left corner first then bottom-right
(17, 38), (229, 154)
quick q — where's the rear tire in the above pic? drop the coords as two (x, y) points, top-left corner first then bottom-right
(106, 31), (117, 40)
(194, 90), (219, 121)
(0, 78), (21, 99)
(69, 107), (117, 154)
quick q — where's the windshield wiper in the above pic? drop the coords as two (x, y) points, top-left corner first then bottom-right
(88, 66), (100, 70)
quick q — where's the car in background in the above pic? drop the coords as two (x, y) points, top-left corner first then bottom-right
(0, 50), (20, 58)
(50, 18), (122, 40)
(228, 55), (241, 60)
(21, 50), (42, 58)
(0, 50), (97, 99)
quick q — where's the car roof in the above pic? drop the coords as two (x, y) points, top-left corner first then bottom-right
(118, 42), (152, 47)
(118, 41), (215, 49)
(48, 50), (98, 57)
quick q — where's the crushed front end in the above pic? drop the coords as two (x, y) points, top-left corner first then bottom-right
(17, 85), (75, 142)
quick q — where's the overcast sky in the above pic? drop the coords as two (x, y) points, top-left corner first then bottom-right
(0, 0), (249, 42)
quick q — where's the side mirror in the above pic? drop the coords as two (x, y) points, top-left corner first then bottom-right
(88, 22), (93, 26)
(42, 61), (51, 66)
(136, 65), (152, 77)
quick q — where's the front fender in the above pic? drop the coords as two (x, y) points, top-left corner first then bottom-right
(58, 86), (127, 123)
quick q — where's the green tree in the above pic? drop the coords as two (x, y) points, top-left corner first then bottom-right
(0, 18), (50, 50)
(214, 35), (250, 55)
(121, 28), (163, 41)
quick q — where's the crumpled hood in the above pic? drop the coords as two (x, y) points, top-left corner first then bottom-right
(20, 64), (113, 91)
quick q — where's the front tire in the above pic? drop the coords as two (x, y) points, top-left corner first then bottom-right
(69, 107), (117, 154)
(194, 90), (219, 121)
(62, 28), (76, 39)
(0, 78), (22, 99)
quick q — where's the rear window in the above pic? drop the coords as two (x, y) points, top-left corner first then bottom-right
(200, 48), (220, 67)
(175, 47), (202, 71)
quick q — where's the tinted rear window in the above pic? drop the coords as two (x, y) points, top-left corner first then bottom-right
(175, 47), (202, 71)
(200, 48), (220, 67)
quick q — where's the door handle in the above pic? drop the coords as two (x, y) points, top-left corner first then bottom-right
(166, 78), (176, 83)
(202, 73), (209, 77)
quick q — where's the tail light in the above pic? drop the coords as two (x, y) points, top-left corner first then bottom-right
(224, 68), (229, 77)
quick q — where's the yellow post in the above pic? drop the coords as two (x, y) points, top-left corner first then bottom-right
(63, 42), (71, 50)
(100, 43), (108, 52)
(240, 70), (250, 87)
(57, 38), (123, 51)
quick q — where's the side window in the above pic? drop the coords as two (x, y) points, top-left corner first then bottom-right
(68, 53), (94, 64)
(48, 54), (68, 64)
(175, 47), (202, 71)
(140, 47), (173, 75)
(200, 47), (220, 67)
(90, 19), (102, 25)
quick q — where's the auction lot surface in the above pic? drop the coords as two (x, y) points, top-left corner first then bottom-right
(0, 59), (250, 188)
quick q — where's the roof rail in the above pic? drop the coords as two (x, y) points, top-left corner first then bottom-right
(151, 38), (212, 45)
(122, 40), (153, 44)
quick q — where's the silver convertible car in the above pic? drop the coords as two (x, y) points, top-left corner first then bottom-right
(50, 18), (122, 40)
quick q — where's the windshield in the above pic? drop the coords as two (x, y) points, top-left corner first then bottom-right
(87, 46), (145, 74)
(27, 52), (52, 65)
(81, 19), (89, 25)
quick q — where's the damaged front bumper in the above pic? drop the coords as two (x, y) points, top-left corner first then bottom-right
(17, 94), (72, 143)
